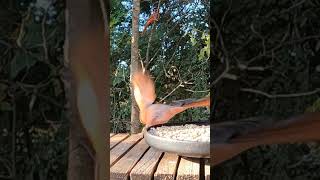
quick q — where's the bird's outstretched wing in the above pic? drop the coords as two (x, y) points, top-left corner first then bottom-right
(132, 71), (156, 110)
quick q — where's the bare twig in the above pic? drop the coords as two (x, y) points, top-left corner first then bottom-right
(41, 12), (49, 62)
(220, 0), (232, 29)
(159, 82), (183, 102)
(16, 6), (31, 47)
(281, 0), (307, 14)
(247, 34), (320, 65)
(145, 25), (154, 68)
(185, 89), (210, 93)
(164, 35), (185, 68)
(145, 0), (161, 69)
(211, 17), (230, 87)
(240, 88), (320, 98)
(250, 24), (266, 55)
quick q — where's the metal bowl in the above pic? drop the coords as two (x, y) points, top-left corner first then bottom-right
(143, 121), (210, 158)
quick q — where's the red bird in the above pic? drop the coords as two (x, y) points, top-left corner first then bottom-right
(132, 71), (210, 127)
(142, 9), (159, 34)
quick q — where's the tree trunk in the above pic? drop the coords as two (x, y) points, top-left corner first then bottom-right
(64, 0), (109, 179)
(130, 0), (142, 134)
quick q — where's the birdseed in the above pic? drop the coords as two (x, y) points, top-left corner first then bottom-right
(149, 124), (210, 142)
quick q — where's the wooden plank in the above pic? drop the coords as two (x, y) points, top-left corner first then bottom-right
(110, 139), (149, 180)
(110, 133), (129, 149)
(110, 133), (142, 166)
(154, 153), (179, 180)
(130, 148), (163, 180)
(205, 163), (210, 180)
(176, 157), (200, 180)
(110, 133), (115, 137)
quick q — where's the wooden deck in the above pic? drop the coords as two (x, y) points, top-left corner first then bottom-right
(110, 133), (210, 180)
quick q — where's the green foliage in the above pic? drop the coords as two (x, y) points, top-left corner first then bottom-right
(306, 99), (320, 113)
(110, 0), (210, 132)
(198, 32), (210, 60)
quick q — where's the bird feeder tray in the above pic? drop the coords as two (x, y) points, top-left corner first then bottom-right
(144, 121), (210, 158)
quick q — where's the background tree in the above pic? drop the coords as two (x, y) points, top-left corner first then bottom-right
(130, 0), (142, 134)
(110, 0), (210, 133)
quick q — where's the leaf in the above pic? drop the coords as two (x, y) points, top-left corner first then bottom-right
(306, 99), (320, 113)
(10, 49), (38, 79)
(198, 32), (210, 60)
(189, 34), (197, 46)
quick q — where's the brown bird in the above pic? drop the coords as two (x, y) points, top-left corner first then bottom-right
(132, 71), (210, 127)
(211, 112), (320, 166)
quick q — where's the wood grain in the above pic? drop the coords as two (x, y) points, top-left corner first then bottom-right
(176, 157), (200, 180)
(110, 133), (142, 166)
(110, 133), (129, 149)
(154, 153), (179, 180)
(130, 147), (163, 180)
(110, 139), (149, 180)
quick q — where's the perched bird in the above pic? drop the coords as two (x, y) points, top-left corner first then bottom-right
(142, 9), (159, 34)
(132, 70), (210, 127)
(211, 112), (320, 166)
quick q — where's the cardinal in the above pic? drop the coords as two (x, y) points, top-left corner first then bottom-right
(142, 9), (159, 34)
(212, 112), (320, 166)
(132, 70), (210, 127)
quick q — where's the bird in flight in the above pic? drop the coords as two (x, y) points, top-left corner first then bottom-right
(132, 70), (210, 127)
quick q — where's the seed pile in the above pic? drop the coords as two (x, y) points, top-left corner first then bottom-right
(149, 124), (210, 142)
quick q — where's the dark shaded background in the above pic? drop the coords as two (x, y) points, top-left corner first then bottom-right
(211, 0), (320, 179)
(0, 0), (67, 179)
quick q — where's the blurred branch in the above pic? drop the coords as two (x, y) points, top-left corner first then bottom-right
(240, 88), (320, 98)
(211, 17), (230, 87)
(16, 6), (31, 47)
(185, 89), (210, 93)
(41, 12), (49, 62)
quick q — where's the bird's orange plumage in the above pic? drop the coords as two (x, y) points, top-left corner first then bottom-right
(142, 10), (159, 34)
(132, 71), (209, 126)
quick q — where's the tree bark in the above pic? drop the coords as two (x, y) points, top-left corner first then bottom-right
(130, 0), (142, 134)
(65, 0), (109, 179)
